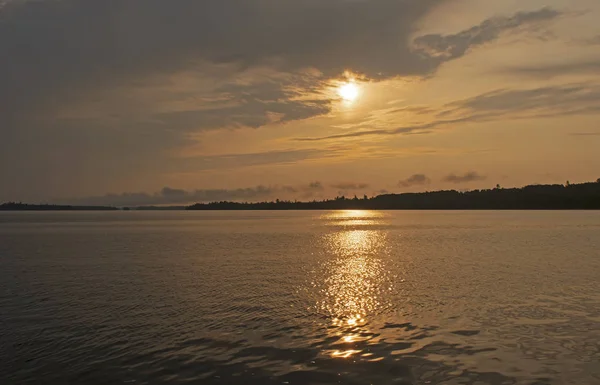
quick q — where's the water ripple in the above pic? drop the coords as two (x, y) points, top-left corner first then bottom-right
(2, 210), (600, 384)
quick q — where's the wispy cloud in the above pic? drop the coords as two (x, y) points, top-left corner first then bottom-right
(580, 35), (600, 45)
(297, 83), (600, 141)
(178, 148), (340, 171)
(500, 60), (600, 79)
(569, 132), (600, 136)
(444, 83), (600, 117)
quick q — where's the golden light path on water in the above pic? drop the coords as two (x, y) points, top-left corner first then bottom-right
(316, 210), (394, 359)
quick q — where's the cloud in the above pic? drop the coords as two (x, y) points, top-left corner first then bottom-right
(501, 60), (600, 79)
(308, 182), (325, 191)
(295, 118), (468, 141)
(569, 132), (600, 136)
(50, 69), (332, 134)
(581, 35), (600, 45)
(161, 187), (188, 198)
(150, 91), (330, 132)
(443, 172), (487, 184)
(398, 174), (431, 187)
(71, 186), (277, 207)
(0, 2), (563, 127)
(58, 179), (393, 206)
(412, 8), (562, 63)
(0, 0), (430, 124)
(444, 83), (600, 117)
(0, 1), (569, 199)
(178, 148), (339, 172)
(330, 182), (370, 190)
(63, 181), (332, 207)
(298, 83), (600, 141)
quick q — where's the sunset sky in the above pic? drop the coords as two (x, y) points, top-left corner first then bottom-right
(1, 0), (599, 206)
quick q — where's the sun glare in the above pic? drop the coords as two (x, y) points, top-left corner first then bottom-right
(338, 81), (360, 102)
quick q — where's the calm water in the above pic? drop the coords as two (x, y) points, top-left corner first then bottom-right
(1, 211), (599, 385)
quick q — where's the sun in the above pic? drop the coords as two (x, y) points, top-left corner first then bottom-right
(338, 82), (360, 102)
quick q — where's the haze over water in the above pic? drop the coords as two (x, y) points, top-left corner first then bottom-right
(1, 211), (599, 384)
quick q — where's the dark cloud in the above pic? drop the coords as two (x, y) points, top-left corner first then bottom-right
(150, 91), (331, 132)
(443, 172), (487, 184)
(0, 1), (567, 199)
(0, 0), (435, 123)
(398, 174), (431, 187)
(413, 8), (561, 64)
(330, 182), (370, 190)
(0, 0), (436, 199)
(0, 1), (562, 126)
(308, 182), (325, 191)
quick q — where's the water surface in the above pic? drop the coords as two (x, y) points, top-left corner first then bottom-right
(1, 211), (599, 384)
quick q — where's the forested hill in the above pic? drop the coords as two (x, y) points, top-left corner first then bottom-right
(187, 180), (600, 210)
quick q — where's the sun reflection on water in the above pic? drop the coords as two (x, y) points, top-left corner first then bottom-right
(314, 210), (394, 359)
(330, 349), (362, 358)
(319, 230), (388, 321)
(320, 210), (387, 227)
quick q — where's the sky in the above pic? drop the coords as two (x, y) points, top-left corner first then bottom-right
(1, 0), (599, 206)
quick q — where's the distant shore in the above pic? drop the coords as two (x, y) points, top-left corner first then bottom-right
(2, 179), (600, 211)
(0, 203), (120, 211)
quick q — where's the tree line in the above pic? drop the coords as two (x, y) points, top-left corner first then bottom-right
(187, 179), (600, 210)
(2, 179), (599, 210)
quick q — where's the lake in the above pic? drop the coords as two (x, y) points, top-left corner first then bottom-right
(1, 211), (599, 384)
